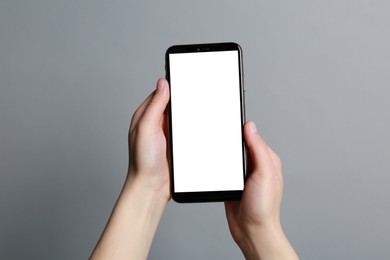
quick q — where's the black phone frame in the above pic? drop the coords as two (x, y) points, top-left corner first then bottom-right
(165, 42), (246, 203)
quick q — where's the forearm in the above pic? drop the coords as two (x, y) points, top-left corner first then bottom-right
(238, 224), (299, 260)
(90, 175), (168, 260)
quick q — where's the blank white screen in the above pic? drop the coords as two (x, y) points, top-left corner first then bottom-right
(169, 50), (244, 192)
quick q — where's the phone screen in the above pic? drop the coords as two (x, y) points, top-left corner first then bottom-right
(168, 45), (245, 196)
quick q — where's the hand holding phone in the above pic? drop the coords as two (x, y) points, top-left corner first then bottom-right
(92, 76), (298, 259)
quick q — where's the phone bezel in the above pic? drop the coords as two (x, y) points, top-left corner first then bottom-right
(165, 42), (246, 203)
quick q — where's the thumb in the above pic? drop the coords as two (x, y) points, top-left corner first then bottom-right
(244, 121), (275, 175)
(139, 78), (170, 128)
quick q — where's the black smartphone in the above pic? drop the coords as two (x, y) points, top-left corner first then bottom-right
(165, 42), (246, 203)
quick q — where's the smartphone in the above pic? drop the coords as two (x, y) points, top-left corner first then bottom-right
(165, 42), (246, 203)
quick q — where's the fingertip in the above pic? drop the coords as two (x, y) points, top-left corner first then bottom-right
(244, 121), (259, 145)
(156, 78), (170, 100)
(245, 120), (267, 145)
(244, 120), (273, 168)
(137, 79), (169, 126)
(246, 121), (257, 134)
(156, 78), (166, 91)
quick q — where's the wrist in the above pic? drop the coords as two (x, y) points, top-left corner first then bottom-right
(121, 171), (169, 213)
(123, 170), (170, 205)
(238, 224), (299, 260)
(90, 172), (169, 260)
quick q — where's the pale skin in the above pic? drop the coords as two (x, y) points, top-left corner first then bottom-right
(90, 78), (299, 260)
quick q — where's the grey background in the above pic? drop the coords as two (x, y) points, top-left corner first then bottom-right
(1, 1), (389, 259)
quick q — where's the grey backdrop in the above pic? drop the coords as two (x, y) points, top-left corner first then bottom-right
(1, 1), (389, 259)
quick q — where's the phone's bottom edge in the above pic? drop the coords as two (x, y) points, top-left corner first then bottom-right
(172, 190), (243, 203)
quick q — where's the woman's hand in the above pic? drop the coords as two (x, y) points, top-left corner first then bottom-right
(126, 78), (171, 201)
(225, 121), (299, 260)
(90, 79), (170, 260)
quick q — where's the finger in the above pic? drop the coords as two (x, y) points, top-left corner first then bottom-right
(138, 78), (170, 129)
(244, 121), (276, 175)
(130, 91), (154, 132)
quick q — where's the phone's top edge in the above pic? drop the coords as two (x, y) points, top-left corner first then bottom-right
(166, 42), (242, 55)
(167, 42), (240, 48)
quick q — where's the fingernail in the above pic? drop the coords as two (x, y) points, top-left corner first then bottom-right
(157, 78), (165, 91)
(249, 121), (257, 133)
